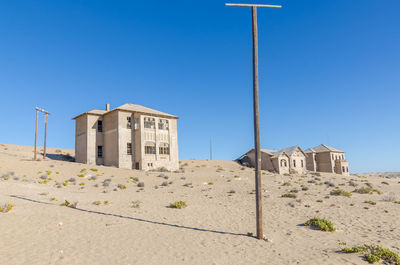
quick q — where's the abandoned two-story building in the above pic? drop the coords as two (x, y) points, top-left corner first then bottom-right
(239, 144), (349, 175)
(304, 144), (349, 176)
(73, 103), (179, 171)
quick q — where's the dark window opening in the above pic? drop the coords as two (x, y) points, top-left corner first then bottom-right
(97, 146), (103, 158)
(127, 117), (132, 129)
(98, 120), (103, 132)
(127, 143), (132, 155)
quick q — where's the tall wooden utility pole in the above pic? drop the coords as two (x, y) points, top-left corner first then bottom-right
(34, 109), (39, 160)
(34, 107), (50, 160)
(225, 2), (282, 240)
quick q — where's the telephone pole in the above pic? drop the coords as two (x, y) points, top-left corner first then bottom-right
(34, 107), (50, 160)
(226, 2), (282, 240)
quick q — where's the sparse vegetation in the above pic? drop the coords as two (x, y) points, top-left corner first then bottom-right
(169, 201), (187, 209)
(330, 189), (352, 197)
(304, 217), (335, 232)
(364, 200), (376, 205)
(0, 203), (14, 213)
(90, 168), (98, 172)
(92, 201), (101, 205)
(80, 168), (87, 173)
(281, 193), (297, 198)
(353, 187), (382, 195)
(341, 244), (400, 264)
(60, 200), (78, 208)
(50, 197), (57, 201)
(208, 182), (214, 185)
(45, 170), (52, 175)
(394, 201), (400, 204)
(79, 182), (85, 186)
(118, 184), (127, 189)
(282, 181), (291, 186)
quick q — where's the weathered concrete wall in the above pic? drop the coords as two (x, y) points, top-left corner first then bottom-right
(316, 152), (333, 173)
(103, 111), (119, 167)
(75, 115), (88, 163)
(305, 152), (316, 172)
(86, 115), (103, 165)
(118, 111), (135, 169)
(288, 150), (307, 174)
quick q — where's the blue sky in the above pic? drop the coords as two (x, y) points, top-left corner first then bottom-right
(0, 0), (399, 172)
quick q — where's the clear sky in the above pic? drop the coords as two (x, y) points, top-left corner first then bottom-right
(0, 0), (399, 173)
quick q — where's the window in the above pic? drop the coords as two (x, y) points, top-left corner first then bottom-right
(159, 143), (170, 155)
(332, 154), (334, 160)
(280, 159), (287, 167)
(315, 155), (317, 161)
(346, 167), (349, 172)
(293, 159), (296, 167)
(301, 160), (304, 168)
(127, 117), (132, 129)
(97, 146), (103, 158)
(97, 120), (103, 132)
(145, 142), (156, 154)
(135, 163), (139, 170)
(127, 143), (132, 155)
(144, 117), (155, 129)
(342, 166), (345, 172)
(158, 119), (169, 130)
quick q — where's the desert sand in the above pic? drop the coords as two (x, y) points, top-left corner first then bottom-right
(0, 143), (399, 265)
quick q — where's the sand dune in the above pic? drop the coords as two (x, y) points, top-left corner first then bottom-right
(0, 144), (399, 265)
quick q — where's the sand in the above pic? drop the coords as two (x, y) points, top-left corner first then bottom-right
(0, 143), (399, 265)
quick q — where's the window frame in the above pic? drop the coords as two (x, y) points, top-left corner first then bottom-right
(97, 145), (103, 158)
(97, 120), (103, 133)
(127, 142), (132, 155)
(127, 117), (132, 129)
(144, 117), (155, 129)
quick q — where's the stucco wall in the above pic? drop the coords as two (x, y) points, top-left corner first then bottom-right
(288, 150), (307, 174)
(75, 115), (88, 163)
(103, 111), (119, 167)
(305, 152), (316, 172)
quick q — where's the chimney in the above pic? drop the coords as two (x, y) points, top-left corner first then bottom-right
(105, 103), (110, 111)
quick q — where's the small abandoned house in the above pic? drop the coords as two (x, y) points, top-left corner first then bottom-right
(239, 146), (307, 174)
(73, 103), (179, 171)
(304, 144), (349, 175)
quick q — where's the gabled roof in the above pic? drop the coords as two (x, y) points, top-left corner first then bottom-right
(73, 103), (178, 120)
(72, 109), (107, 120)
(304, 148), (316, 153)
(278, 145), (304, 156)
(113, 103), (178, 119)
(312, 144), (344, 153)
(245, 146), (305, 158)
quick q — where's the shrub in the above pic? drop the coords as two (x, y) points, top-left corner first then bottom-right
(79, 182), (85, 186)
(282, 181), (291, 186)
(80, 168), (86, 173)
(131, 200), (141, 208)
(353, 187), (382, 195)
(62, 180), (69, 186)
(45, 171), (52, 176)
(234, 175), (240, 178)
(92, 201), (101, 205)
(395, 201), (400, 204)
(50, 197), (57, 201)
(77, 174), (85, 178)
(304, 217), (335, 232)
(60, 200), (78, 208)
(208, 182), (214, 185)
(364, 200), (376, 205)
(118, 184), (127, 190)
(90, 168), (98, 172)
(0, 203), (14, 213)
(281, 193), (297, 198)
(341, 245), (400, 265)
(330, 189), (352, 197)
(169, 201), (187, 209)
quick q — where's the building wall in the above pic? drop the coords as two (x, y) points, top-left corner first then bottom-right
(140, 115), (179, 171)
(272, 155), (290, 174)
(288, 150), (307, 174)
(315, 152), (333, 173)
(86, 115), (103, 165)
(75, 115), (88, 163)
(246, 150), (275, 172)
(118, 111), (135, 169)
(305, 152), (316, 172)
(103, 111), (119, 167)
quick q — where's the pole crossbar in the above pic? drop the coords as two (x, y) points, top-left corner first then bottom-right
(225, 3), (282, 8)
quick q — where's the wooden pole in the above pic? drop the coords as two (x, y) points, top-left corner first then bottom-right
(251, 6), (263, 240)
(210, 138), (212, 160)
(34, 109), (38, 160)
(43, 113), (48, 159)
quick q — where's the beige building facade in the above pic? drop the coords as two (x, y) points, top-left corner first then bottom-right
(241, 146), (307, 174)
(305, 144), (349, 176)
(73, 103), (179, 171)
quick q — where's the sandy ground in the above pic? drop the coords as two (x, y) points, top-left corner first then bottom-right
(0, 143), (399, 265)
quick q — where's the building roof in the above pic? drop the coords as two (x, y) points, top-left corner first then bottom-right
(72, 109), (107, 119)
(304, 148), (315, 153)
(114, 103), (178, 118)
(312, 144), (344, 153)
(245, 146), (305, 158)
(73, 103), (178, 120)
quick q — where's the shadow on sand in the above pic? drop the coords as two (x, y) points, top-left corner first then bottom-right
(41, 153), (75, 162)
(9, 195), (247, 238)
